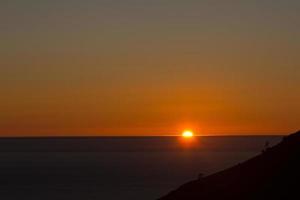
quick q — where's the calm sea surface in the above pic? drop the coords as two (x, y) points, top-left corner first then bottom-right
(0, 136), (282, 200)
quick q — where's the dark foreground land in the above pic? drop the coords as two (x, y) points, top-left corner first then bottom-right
(159, 130), (300, 200)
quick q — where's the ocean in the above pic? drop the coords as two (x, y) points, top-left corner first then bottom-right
(0, 136), (282, 200)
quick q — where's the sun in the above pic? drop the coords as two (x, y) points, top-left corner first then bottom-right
(182, 130), (194, 138)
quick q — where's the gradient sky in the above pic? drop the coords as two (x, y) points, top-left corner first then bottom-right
(1, 0), (299, 136)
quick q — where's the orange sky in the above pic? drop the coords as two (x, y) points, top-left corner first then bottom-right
(0, 1), (299, 136)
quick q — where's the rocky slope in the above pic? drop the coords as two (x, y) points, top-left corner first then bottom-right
(158, 131), (300, 200)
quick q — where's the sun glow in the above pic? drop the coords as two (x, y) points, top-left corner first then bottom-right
(182, 130), (194, 138)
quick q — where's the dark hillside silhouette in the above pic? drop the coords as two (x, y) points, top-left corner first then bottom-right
(158, 130), (300, 200)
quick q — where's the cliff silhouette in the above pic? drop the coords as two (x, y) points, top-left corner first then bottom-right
(158, 130), (300, 200)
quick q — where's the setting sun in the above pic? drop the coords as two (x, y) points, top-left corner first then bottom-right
(182, 130), (194, 138)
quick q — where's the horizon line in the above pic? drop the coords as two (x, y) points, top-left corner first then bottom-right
(0, 134), (287, 139)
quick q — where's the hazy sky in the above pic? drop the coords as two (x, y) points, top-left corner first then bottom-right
(1, 0), (299, 136)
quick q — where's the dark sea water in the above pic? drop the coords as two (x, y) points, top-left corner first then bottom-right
(0, 136), (282, 200)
